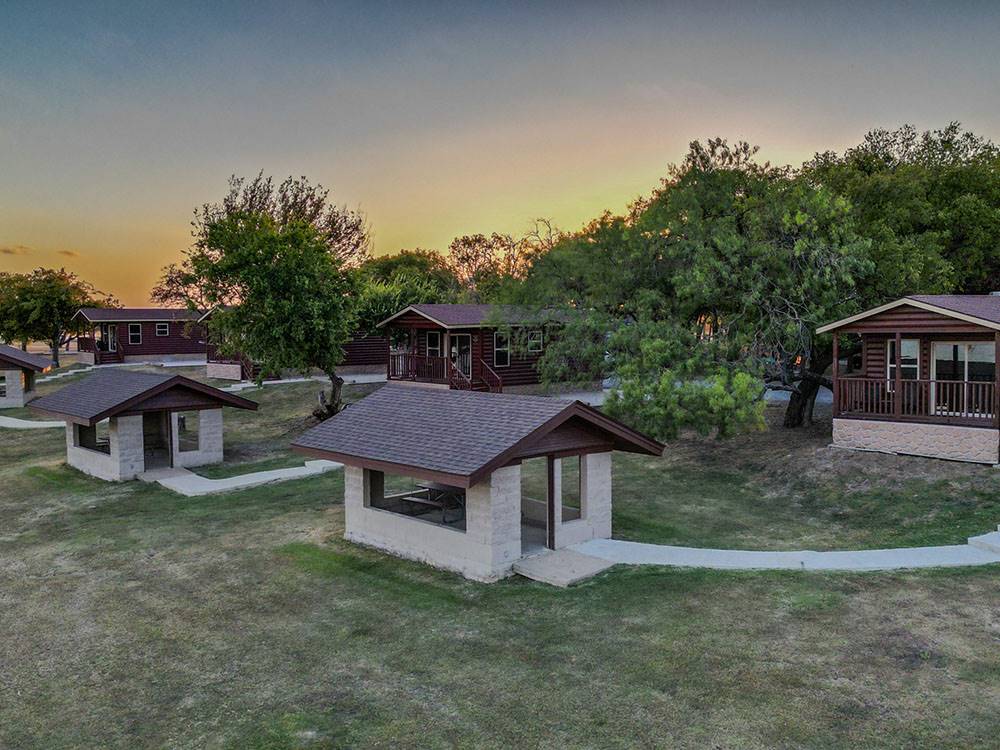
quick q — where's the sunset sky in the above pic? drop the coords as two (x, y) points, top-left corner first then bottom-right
(2, 1), (1000, 305)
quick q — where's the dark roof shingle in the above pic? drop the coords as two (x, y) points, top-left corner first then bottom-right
(292, 384), (661, 485)
(76, 308), (202, 323)
(907, 295), (1000, 325)
(381, 304), (570, 329)
(0, 344), (50, 372)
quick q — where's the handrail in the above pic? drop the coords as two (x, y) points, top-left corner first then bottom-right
(835, 376), (994, 423)
(388, 353), (448, 382)
(448, 360), (473, 390)
(480, 360), (503, 393)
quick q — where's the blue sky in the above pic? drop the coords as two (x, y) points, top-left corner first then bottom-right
(2, 1), (999, 302)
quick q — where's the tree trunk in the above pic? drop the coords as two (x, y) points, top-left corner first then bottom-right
(49, 340), (60, 368)
(313, 370), (345, 421)
(783, 377), (820, 428)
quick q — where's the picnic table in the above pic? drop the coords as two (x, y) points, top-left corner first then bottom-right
(400, 480), (466, 525)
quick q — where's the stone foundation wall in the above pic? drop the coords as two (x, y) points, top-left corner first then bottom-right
(0, 368), (26, 408)
(343, 464), (523, 582)
(171, 409), (224, 468)
(833, 418), (999, 465)
(123, 353), (207, 364)
(206, 362), (243, 381)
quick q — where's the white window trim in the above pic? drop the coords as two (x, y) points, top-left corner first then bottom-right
(128, 323), (142, 345)
(527, 330), (543, 353)
(930, 341), (996, 383)
(494, 332), (510, 368)
(155, 322), (170, 337)
(886, 339), (919, 388)
(426, 330), (441, 358)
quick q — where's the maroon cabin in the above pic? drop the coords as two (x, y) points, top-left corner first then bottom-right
(378, 304), (554, 393)
(74, 308), (206, 365)
(819, 295), (1000, 464)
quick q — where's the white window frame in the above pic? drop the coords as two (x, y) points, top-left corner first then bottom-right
(494, 332), (510, 368)
(128, 323), (142, 345)
(930, 341), (997, 383)
(155, 322), (170, 337)
(426, 330), (441, 358)
(886, 339), (918, 389)
(527, 330), (543, 353)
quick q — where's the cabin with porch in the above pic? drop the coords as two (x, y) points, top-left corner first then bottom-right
(379, 304), (558, 393)
(819, 295), (1000, 464)
(0, 344), (49, 408)
(74, 308), (206, 365)
(30, 370), (257, 481)
(292, 384), (663, 581)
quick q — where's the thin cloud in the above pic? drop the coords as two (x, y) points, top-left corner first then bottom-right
(0, 244), (31, 255)
(57, 250), (81, 258)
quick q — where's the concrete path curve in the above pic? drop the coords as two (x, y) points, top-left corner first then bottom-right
(0, 415), (64, 430)
(571, 532), (1000, 572)
(138, 460), (342, 497)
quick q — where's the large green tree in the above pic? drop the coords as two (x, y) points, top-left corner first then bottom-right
(360, 249), (459, 297)
(0, 269), (116, 366)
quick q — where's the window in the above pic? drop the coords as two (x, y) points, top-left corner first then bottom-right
(75, 422), (110, 455)
(364, 469), (466, 531)
(886, 339), (918, 388)
(0, 374), (6, 398)
(933, 343), (996, 383)
(426, 330), (441, 357)
(156, 322), (170, 337)
(494, 332), (510, 368)
(176, 411), (200, 452)
(527, 330), (543, 353)
(128, 323), (142, 345)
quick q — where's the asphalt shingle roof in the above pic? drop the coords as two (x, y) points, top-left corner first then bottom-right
(907, 295), (1000, 325)
(77, 308), (202, 322)
(384, 304), (571, 329)
(0, 344), (50, 371)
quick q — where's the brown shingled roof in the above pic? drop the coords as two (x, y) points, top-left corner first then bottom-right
(291, 384), (662, 487)
(0, 344), (50, 372)
(75, 308), (203, 323)
(906, 295), (1000, 324)
(29, 370), (257, 425)
(378, 304), (569, 329)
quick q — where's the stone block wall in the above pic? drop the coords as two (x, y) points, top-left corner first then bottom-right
(343, 464), (524, 582)
(553, 452), (613, 548)
(833, 418), (999, 465)
(66, 415), (147, 481)
(0, 368), (26, 408)
(206, 362), (243, 381)
(171, 409), (224, 468)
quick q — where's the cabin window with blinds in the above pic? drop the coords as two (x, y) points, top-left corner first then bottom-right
(494, 332), (510, 367)
(128, 323), (142, 345)
(156, 323), (170, 336)
(886, 339), (918, 389)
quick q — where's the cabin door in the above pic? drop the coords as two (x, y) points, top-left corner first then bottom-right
(106, 324), (118, 352)
(451, 334), (472, 378)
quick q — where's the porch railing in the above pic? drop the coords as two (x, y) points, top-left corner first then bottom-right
(836, 377), (996, 425)
(388, 353), (448, 382)
(480, 360), (503, 393)
(448, 360), (473, 390)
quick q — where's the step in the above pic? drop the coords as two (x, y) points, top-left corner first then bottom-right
(512, 548), (616, 587)
(968, 531), (1000, 554)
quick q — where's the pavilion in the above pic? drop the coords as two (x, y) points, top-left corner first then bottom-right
(30, 370), (257, 481)
(0, 344), (50, 408)
(292, 384), (662, 582)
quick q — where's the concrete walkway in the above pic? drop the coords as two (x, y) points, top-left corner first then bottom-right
(38, 359), (207, 383)
(138, 460), (342, 497)
(0, 415), (64, 430)
(571, 533), (1000, 573)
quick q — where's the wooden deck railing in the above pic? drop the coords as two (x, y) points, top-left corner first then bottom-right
(480, 360), (503, 393)
(388, 353), (448, 382)
(836, 377), (995, 425)
(448, 360), (473, 390)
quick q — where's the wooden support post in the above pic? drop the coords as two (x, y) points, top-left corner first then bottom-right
(994, 332), (1000, 429)
(894, 332), (902, 418)
(831, 334), (839, 418)
(546, 455), (556, 550)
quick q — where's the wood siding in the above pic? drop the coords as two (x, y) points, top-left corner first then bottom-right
(342, 334), (388, 367)
(841, 304), (993, 334)
(113, 322), (206, 357)
(861, 332), (996, 380)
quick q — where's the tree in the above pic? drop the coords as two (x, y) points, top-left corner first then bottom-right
(360, 249), (459, 296)
(354, 274), (451, 335)
(447, 232), (532, 301)
(154, 172), (370, 309)
(6, 269), (117, 366)
(154, 211), (358, 419)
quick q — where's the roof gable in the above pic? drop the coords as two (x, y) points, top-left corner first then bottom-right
(29, 370), (257, 425)
(377, 303), (563, 329)
(0, 344), (50, 372)
(817, 296), (1000, 334)
(291, 385), (662, 487)
(75, 308), (203, 323)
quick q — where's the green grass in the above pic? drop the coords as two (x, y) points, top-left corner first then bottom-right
(2, 388), (1000, 748)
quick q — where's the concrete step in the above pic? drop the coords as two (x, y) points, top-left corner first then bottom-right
(968, 531), (1000, 554)
(512, 548), (616, 587)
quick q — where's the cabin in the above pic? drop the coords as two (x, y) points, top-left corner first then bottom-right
(292, 385), (662, 581)
(30, 370), (257, 481)
(74, 308), (207, 365)
(0, 344), (50, 408)
(198, 309), (389, 380)
(378, 304), (560, 392)
(819, 295), (1000, 464)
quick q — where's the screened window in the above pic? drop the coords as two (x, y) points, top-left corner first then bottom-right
(128, 323), (142, 345)
(527, 330), (543, 353)
(494, 332), (510, 368)
(155, 322), (170, 337)
(887, 339), (919, 386)
(426, 331), (441, 358)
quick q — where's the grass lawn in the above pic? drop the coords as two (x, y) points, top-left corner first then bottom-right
(2, 384), (999, 748)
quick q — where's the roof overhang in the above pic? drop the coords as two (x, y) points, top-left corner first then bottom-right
(0, 352), (49, 373)
(376, 305), (452, 329)
(816, 297), (1000, 334)
(73, 308), (201, 324)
